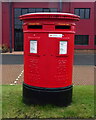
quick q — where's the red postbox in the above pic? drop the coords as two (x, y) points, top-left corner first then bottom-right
(20, 13), (80, 106)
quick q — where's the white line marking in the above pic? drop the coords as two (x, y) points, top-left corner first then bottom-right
(10, 70), (24, 85)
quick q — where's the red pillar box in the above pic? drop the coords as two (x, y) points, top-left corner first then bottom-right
(20, 13), (80, 106)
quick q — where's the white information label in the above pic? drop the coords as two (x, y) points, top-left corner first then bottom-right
(49, 34), (63, 38)
(30, 40), (37, 53)
(59, 41), (67, 54)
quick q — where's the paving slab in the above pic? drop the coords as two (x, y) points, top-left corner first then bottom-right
(73, 65), (94, 85)
(2, 65), (94, 85)
(2, 64), (23, 85)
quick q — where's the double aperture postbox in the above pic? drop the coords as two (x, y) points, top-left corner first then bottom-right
(20, 13), (79, 106)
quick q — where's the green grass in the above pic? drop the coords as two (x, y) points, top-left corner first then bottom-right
(2, 85), (94, 119)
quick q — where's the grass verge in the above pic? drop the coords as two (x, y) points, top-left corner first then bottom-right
(2, 85), (94, 119)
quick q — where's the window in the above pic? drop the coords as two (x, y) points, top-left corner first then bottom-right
(35, 8), (43, 12)
(95, 35), (96, 45)
(28, 8), (35, 13)
(75, 35), (89, 45)
(14, 8), (58, 51)
(74, 8), (90, 19)
(43, 8), (50, 12)
(50, 8), (58, 12)
(28, 8), (58, 13)
(22, 8), (28, 14)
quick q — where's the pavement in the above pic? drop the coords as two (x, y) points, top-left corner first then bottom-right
(2, 65), (94, 85)
(1, 51), (95, 85)
(2, 64), (23, 85)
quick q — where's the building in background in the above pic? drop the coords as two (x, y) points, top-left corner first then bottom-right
(1, 2), (96, 51)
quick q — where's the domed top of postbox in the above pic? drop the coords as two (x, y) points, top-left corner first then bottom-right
(19, 13), (80, 21)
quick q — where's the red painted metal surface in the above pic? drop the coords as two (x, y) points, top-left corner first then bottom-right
(20, 13), (79, 88)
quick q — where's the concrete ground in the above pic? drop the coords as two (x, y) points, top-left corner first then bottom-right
(2, 65), (94, 85)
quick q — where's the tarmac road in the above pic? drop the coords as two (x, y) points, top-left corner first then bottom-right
(1, 54), (95, 65)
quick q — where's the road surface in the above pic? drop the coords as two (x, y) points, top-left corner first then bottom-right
(1, 54), (95, 65)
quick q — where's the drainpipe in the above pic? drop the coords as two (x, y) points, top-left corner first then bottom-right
(59, 0), (62, 12)
(9, 1), (12, 53)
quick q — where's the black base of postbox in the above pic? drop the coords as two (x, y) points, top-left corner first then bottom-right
(23, 83), (73, 107)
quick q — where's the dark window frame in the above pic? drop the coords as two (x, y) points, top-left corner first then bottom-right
(74, 8), (90, 19)
(95, 35), (96, 45)
(75, 35), (89, 45)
